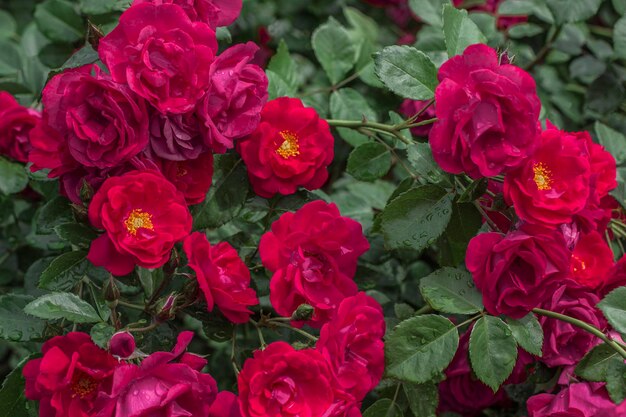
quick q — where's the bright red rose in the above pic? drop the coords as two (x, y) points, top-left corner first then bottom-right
(466, 225), (570, 318)
(238, 97), (334, 198)
(148, 110), (207, 161)
(259, 201), (369, 327)
(96, 331), (218, 417)
(159, 152), (214, 205)
(98, 3), (218, 114)
(132, 0), (242, 28)
(570, 231), (614, 290)
(504, 128), (592, 227)
(238, 342), (338, 417)
(528, 382), (626, 417)
(317, 292), (385, 401)
(538, 283), (606, 367)
(0, 91), (39, 162)
(87, 171), (192, 276)
(209, 392), (242, 417)
(198, 42), (268, 153)
(429, 44), (541, 178)
(183, 232), (258, 323)
(23, 332), (118, 417)
(398, 99), (436, 137)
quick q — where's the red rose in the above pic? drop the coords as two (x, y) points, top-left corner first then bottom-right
(238, 97), (334, 198)
(570, 231), (614, 290)
(466, 225), (570, 318)
(96, 332), (218, 417)
(0, 91), (39, 162)
(108, 332), (136, 359)
(398, 99), (436, 137)
(538, 283), (606, 367)
(183, 232), (258, 323)
(23, 332), (118, 417)
(259, 201), (369, 327)
(198, 42), (268, 153)
(317, 292), (385, 401)
(588, 138), (618, 200)
(98, 3), (218, 114)
(87, 171), (192, 276)
(504, 128), (592, 227)
(28, 118), (78, 178)
(603, 256), (626, 296)
(238, 342), (337, 417)
(132, 0), (242, 28)
(209, 392), (242, 417)
(160, 152), (214, 205)
(148, 110), (207, 161)
(429, 44), (541, 178)
(528, 383), (626, 417)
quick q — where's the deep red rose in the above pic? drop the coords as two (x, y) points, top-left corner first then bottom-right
(259, 200), (369, 327)
(466, 225), (570, 318)
(528, 383), (626, 417)
(398, 99), (436, 137)
(99, 3), (218, 114)
(148, 110), (207, 161)
(159, 151), (214, 205)
(570, 231), (614, 290)
(33, 65), (149, 170)
(601, 255), (626, 297)
(28, 117), (78, 178)
(317, 292), (385, 401)
(0, 91), (39, 162)
(238, 97), (334, 198)
(538, 283), (606, 367)
(238, 342), (338, 417)
(132, 0), (242, 28)
(209, 391), (242, 417)
(198, 42), (268, 153)
(585, 133), (618, 202)
(504, 128), (592, 227)
(96, 331), (218, 417)
(108, 332), (136, 359)
(183, 232), (258, 323)
(23, 332), (119, 417)
(87, 171), (192, 276)
(429, 44), (541, 178)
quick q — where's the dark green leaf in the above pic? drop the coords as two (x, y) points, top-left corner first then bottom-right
(506, 314), (544, 357)
(442, 5), (487, 57)
(90, 322), (116, 349)
(546, 0), (602, 23)
(363, 398), (402, 417)
(38, 42), (75, 68)
(0, 41), (22, 76)
(458, 178), (488, 203)
(35, 0), (84, 43)
(586, 69), (624, 115)
(0, 11), (17, 39)
(598, 287), (626, 335)
(374, 45), (438, 101)
(606, 356), (626, 404)
(267, 39), (298, 94)
(80, 0), (128, 15)
(24, 292), (101, 323)
(38, 251), (89, 292)
(36, 196), (73, 234)
(0, 354), (39, 417)
(438, 202), (482, 266)
(0, 295), (46, 342)
(312, 18), (357, 84)
(595, 122), (626, 165)
(0, 158), (28, 195)
(408, 0), (451, 26)
(59, 45), (99, 71)
(419, 267), (484, 314)
(404, 382), (438, 417)
(347, 142), (392, 181)
(406, 143), (448, 185)
(614, 0), (626, 15)
(330, 88), (377, 147)
(344, 7), (379, 42)
(576, 344), (619, 382)
(54, 223), (98, 248)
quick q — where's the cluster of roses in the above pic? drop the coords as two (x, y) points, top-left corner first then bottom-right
(429, 44), (626, 416)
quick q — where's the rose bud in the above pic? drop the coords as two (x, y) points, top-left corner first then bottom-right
(109, 332), (136, 359)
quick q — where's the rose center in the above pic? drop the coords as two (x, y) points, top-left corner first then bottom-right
(571, 254), (587, 274)
(532, 162), (552, 191)
(276, 131), (300, 159)
(124, 209), (154, 236)
(71, 371), (99, 399)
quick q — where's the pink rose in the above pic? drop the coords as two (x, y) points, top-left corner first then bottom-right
(528, 383), (626, 417)
(0, 91), (39, 163)
(132, 0), (242, 28)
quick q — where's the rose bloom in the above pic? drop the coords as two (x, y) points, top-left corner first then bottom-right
(209, 392), (242, 417)
(23, 332), (119, 417)
(30, 65), (149, 170)
(259, 200), (369, 327)
(466, 224), (570, 318)
(99, 3), (218, 114)
(429, 44), (541, 178)
(570, 231), (614, 290)
(132, 0), (242, 28)
(87, 171), (192, 276)
(586, 133), (618, 200)
(603, 256), (626, 296)
(528, 382), (626, 417)
(198, 42), (268, 153)
(398, 99), (436, 137)
(238, 97), (334, 198)
(238, 342), (338, 417)
(504, 127), (592, 227)
(108, 332), (136, 359)
(148, 110), (207, 161)
(0, 91), (39, 162)
(317, 292), (385, 401)
(183, 232), (258, 323)
(539, 282), (606, 367)
(159, 151), (214, 205)
(96, 332), (218, 417)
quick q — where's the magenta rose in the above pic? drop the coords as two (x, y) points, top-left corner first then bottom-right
(132, 0), (242, 28)
(0, 91), (39, 162)
(98, 3), (218, 114)
(148, 109), (207, 161)
(429, 44), (541, 178)
(466, 224), (570, 318)
(528, 383), (626, 417)
(198, 42), (268, 153)
(209, 391), (242, 417)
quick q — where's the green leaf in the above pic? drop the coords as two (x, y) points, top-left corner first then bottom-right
(36, 196), (73, 234)
(330, 88), (377, 147)
(54, 223), (98, 248)
(385, 314), (459, 383)
(585, 69), (624, 115)
(406, 143), (448, 185)
(614, 0), (626, 15)
(38, 42), (75, 68)
(437, 202), (482, 267)
(442, 5), (487, 57)
(267, 40), (298, 95)
(419, 267), (484, 314)
(458, 178), (488, 203)
(598, 287), (626, 335)
(576, 344), (619, 382)
(35, 0), (84, 43)
(594, 123), (626, 165)
(506, 314), (544, 357)
(38, 251), (89, 292)
(24, 292), (101, 323)
(312, 17), (357, 84)
(193, 154), (249, 230)
(546, 0), (602, 23)
(347, 143), (392, 182)
(374, 45), (438, 101)
(90, 322), (116, 349)
(0, 354), (39, 417)
(606, 356), (626, 404)
(408, 0), (451, 26)
(0, 41), (22, 77)
(404, 382), (438, 417)
(363, 399), (402, 417)
(344, 7), (379, 42)
(498, 0), (555, 23)
(381, 185), (453, 252)
(80, 0), (128, 14)
(0, 157), (28, 195)
(266, 70), (293, 100)
(0, 295), (46, 342)
(469, 316), (518, 392)
(0, 11), (17, 39)
(59, 45), (99, 71)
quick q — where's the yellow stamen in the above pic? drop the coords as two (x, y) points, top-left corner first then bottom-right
(533, 162), (552, 191)
(124, 209), (154, 236)
(276, 130), (300, 159)
(572, 255), (587, 273)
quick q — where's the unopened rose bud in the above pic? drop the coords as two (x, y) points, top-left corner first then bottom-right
(109, 331), (136, 359)
(104, 277), (120, 302)
(291, 304), (314, 321)
(156, 294), (178, 322)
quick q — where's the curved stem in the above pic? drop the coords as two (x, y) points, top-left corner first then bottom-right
(249, 319), (267, 348)
(326, 117), (438, 145)
(270, 321), (319, 342)
(533, 308), (626, 359)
